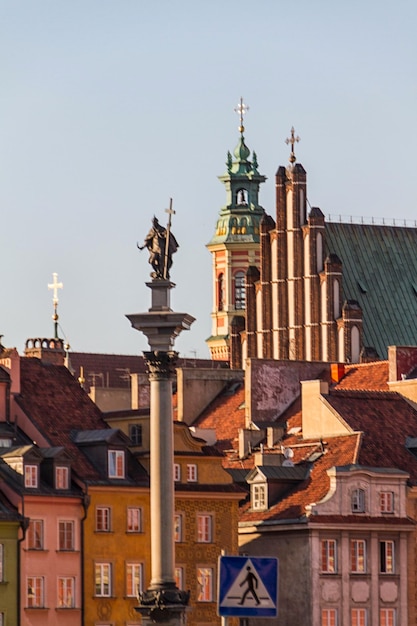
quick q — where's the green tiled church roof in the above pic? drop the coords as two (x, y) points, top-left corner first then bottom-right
(325, 222), (417, 359)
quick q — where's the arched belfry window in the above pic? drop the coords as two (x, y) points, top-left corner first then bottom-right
(236, 189), (248, 205)
(218, 273), (225, 311)
(234, 272), (246, 310)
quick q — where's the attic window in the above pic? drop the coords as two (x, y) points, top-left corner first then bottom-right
(0, 438), (12, 448)
(351, 488), (365, 513)
(251, 483), (267, 511)
(108, 450), (125, 479)
(55, 466), (69, 490)
(24, 465), (38, 489)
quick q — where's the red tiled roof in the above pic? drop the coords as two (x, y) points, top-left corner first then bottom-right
(239, 434), (359, 523)
(325, 389), (417, 482)
(193, 381), (246, 454)
(334, 361), (389, 391)
(309, 515), (414, 526)
(16, 358), (110, 481)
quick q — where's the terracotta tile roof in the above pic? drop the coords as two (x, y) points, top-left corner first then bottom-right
(193, 381), (246, 454)
(325, 389), (417, 483)
(239, 434), (359, 523)
(334, 361), (389, 391)
(16, 358), (110, 481)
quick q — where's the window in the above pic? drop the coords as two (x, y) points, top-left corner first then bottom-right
(174, 513), (183, 543)
(27, 576), (44, 608)
(197, 514), (212, 543)
(174, 463), (181, 482)
(351, 488), (365, 513)
(218, 273), (224, 311)
(59, 521), (74, 551)
(58, 576), (75, 608)
(0, 545), (3, 582)
(96, 507), (111, 532)
(351, 539), (366, 573)
(380, 491), (394, 513)
(95, 563), (111, 597)
(380, 540), (395, 573)
(234, 271), (246, 310)
(127, 507), (142, 533)
(108, 450), (125, 478)
(321, 539), (337, 573)
(352, 608), (367, 626)
(187, 464), (197, 482)
(380, 608), (396, 626)
(25, 464), (38, 488)
(129, 424), (142, 446)
(252, 483), (267, 510)
(197, 567), (213, 602)
(175, 566), (184, 589)
(322, 608), (338, 626)
(126, 563), (142, 597)
(55, 466), (69, 489)
(28, 519), (44, 550)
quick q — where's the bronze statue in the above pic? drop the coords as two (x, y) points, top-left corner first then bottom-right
(138, 216), (179, 280)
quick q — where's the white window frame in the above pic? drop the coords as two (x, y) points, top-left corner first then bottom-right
(126, 562), (143, 597)
(55, 466), (69, 489)
(186, 464), (197, 482)
(174, 463), (181, 482)
(321, 539), (337, 573)
(175, 566), (184, 589)
(28, 519), (44, 550)
(57, 576), (75, 608)
(27, 576), (44, 608)
(322, 608), (338, 626)
(350, 539), (366, 573)
(351, 488), (365, 513)
(197, 514), (212, 543)
(24, 464), (38, 488)
(197, 567), (213, 602)
(95, 563), (112, 597)
(96, 507), (111, 532)
(127, 507), (142, 533)
(252, 483), (267, 510)
(380, 608), (396, 626)
(58, 520), (75, 551)
(380, 540), (395, 573)
(108, 450), (125, 479)
(351, 607), (367, 626)
(234, 271), (246, 310)
(379, 491), (394, 513)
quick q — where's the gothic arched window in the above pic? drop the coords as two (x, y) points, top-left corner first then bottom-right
(218, 273), (225, 311)
(234, 271), (246, 310)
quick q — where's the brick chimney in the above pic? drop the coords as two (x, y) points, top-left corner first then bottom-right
(24, 338), (65, 366)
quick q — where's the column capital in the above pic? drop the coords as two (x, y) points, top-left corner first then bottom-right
(144, 350), (179, 379)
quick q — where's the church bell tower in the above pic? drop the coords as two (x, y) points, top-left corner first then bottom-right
(206, 100), (266, 360)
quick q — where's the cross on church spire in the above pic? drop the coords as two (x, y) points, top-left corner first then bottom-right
(285, 126), (300, 164)
(48, 273), (63, 339)
(234, 97), (249, 134)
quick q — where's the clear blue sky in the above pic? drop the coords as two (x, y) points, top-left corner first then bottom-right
(1, 0), (416, 358)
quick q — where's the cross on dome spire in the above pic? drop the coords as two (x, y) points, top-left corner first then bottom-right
(285, 126), (300, 164)
(234, 97), (249, 134)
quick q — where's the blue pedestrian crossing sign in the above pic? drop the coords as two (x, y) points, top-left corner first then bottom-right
(218, 555), (278, 618)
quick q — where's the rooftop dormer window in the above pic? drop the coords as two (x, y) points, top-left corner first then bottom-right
(108, 450), (125, 479)
(351, 488), (365, 513)
(251, 483), (267, 511)
(55, 466), (69, 490)
(24, 464), (38, 488)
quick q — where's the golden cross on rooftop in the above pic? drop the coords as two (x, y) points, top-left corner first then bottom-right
(234, 97), (249, 134)
(285, 126), (300, 164)
(48, 272), (63, 305)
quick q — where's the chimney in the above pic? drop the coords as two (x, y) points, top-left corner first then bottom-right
(24, 338), (65, 366)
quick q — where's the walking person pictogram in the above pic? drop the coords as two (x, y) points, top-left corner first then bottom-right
(238, 566), (260, 605)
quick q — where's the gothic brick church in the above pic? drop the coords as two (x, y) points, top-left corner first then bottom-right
(207, 122), (417, 367)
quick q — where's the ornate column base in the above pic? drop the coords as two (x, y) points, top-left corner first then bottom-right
(135, 587), (190, 624)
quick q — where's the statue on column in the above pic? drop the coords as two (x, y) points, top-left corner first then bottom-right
(138, 216), (179, 280)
